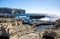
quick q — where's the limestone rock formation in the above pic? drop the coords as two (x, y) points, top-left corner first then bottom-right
(0, 18), (60, 39)
(55, 19), (60, 26)
(19, 33), (40, 39)
(0, 7), (25, 14)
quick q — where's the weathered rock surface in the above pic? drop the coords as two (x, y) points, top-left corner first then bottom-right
(55, 19), (60, 26)
(0, 7), (25, 14)
(0, 18), (60, 39)
(19, 33), (40, 39)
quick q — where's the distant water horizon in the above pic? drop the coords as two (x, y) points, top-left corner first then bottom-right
(7, 13), (60, 22)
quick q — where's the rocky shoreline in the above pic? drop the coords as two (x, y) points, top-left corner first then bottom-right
(0, 18), (60, 39)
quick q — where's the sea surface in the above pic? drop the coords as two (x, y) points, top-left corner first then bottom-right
(8, 13), (59, 30)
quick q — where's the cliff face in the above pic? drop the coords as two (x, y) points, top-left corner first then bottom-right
(0, 8), (25, 14)
(0, 18), (60, 39)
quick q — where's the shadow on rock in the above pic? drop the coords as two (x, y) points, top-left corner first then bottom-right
(0, 26), (9, 39)
(42, 31), (57, 39)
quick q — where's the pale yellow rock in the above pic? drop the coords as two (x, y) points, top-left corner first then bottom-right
(0, 18), (60, 39)
(10, 35), (19, 39)
(19, 33), (40, 39)
(7, 23), (13, 29)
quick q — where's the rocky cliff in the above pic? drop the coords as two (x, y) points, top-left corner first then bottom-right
(0, 8), (25, 14)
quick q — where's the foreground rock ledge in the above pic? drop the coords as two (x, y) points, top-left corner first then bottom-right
(0, 18), (60, 39)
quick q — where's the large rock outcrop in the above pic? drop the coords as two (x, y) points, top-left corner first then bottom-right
(0, 18), (60, 39)
(0, 8), (25, 14)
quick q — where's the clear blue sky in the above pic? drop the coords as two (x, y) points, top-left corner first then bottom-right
(0, 0), (60, 15)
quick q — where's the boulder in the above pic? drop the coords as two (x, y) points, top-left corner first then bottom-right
(55, 19), (60, 26)
(19, 33), (40, 39)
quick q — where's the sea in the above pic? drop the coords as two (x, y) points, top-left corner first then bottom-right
(8, 13), (60, 30)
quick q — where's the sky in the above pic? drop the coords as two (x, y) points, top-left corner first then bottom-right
(0, 0), (60, 16)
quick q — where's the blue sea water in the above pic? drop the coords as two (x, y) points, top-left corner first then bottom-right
(8, 13), (46, 22)
(8, 13), (54, 30)
(34, 25), (51, 30)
